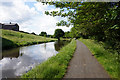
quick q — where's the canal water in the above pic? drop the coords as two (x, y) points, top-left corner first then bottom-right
(0, 40), (70, 78)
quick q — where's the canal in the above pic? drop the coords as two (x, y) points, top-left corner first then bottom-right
(0, 40), (70, 78)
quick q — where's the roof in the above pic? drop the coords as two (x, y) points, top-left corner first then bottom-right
(1, 23), (18, 26)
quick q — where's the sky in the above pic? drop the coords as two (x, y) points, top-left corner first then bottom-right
(0, 0), (72, 35)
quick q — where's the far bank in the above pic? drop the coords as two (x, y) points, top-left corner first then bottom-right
(0, 29), (57, 50)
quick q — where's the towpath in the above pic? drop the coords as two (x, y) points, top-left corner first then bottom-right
(64, 40), (110, 78)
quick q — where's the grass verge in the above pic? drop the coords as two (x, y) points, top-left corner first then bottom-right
(79, 38), (119, 79)
(1, 29), (57, 50)
(21, 39), (76, 79)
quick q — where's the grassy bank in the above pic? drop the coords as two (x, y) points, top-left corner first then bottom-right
(1, 29), (57, 50)
(79, 38), (119, 79)
(21, 39), (76, 79)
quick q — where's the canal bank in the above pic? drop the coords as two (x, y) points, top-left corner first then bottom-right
(1, 29), (57, 50)
(21, 40), (76, 79)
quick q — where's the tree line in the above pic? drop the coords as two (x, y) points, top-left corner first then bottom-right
(39, 29), (72, 40)
(43, 2), (120, 54)
(19, 29), (71, 39)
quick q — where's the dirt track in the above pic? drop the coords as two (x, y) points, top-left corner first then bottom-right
(64, 40), (110, 78)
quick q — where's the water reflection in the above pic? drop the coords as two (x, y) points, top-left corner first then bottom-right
(0, 41), (70, 78)
(54, 40), (70, 51)
(2, 48), (20, 59)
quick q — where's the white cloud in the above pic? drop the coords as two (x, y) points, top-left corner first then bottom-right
(0, 0), (72, 35)
(0, 0), (38, 22)
(0, 0), (36, 2)
(34, 2), (48, 13)
(34, 2), (61, 14)
(20, 14), (71, 35)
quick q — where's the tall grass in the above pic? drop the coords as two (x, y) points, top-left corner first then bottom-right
(1, 29), (57, 50)
(21, 39), (76, 79)
(79, 38), (119, 79)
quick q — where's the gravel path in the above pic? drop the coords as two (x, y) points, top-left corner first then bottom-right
(64, 40), (110, 78)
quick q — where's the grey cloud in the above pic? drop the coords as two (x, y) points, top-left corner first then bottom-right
(0, 2), (14, 7)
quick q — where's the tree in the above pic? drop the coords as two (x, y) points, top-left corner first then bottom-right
(54, 29), (65, 40)
(41, 1), (120, 54)
(39, 31), (47, 37)
(31, 32), (36, 35)
(64, 31), (71, 38)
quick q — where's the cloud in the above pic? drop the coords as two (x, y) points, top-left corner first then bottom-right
(0, 0), (72, 35)
(20, 14), (71, 35)
(0, 0), (38, 23)
(0, 0), (35, 2)
(34, 2), (48, 13)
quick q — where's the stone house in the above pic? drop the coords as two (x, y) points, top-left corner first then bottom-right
(0, 22), (19, 31)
